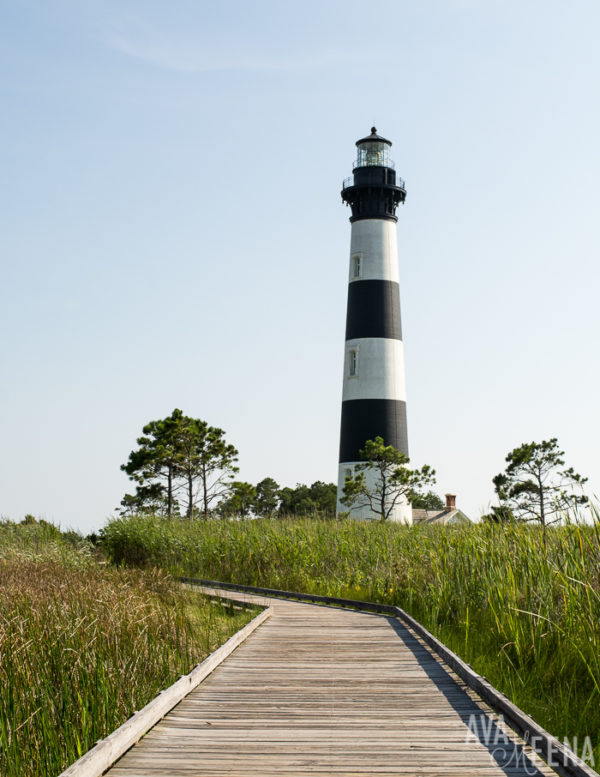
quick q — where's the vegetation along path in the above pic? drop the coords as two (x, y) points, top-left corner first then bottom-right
(107, 588), (559, 777)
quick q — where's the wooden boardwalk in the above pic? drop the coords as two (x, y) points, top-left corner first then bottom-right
(108, 592), (557, 776)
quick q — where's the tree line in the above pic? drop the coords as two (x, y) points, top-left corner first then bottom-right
(119, 409), (338, 519)
(120, 410), (589, 525)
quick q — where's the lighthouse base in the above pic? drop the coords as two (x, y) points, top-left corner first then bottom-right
(336, 463), (413, 524)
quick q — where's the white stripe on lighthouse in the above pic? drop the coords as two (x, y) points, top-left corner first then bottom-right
(337, 462), (413, 523)
(348, 219), (399, 283)
(342, 338), (406, 402)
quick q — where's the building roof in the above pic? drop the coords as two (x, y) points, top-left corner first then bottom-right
(412, 508), (471, 525)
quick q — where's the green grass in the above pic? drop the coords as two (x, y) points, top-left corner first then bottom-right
(0, 520), (257, 777)
(100, 513), (600, 765)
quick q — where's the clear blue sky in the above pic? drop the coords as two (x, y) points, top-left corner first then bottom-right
(1, 0), (598, 533)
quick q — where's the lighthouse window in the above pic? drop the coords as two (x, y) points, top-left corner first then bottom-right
(349, 349), (358, 377)
(352, 255), (361, 278)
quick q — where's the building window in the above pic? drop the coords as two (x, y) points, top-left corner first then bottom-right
(349, 349), (358, 376)
(345, 468), (352, 480)
(352, 255), (361, 278)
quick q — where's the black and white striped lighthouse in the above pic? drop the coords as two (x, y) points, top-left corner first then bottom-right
(336, 128), (411, 523)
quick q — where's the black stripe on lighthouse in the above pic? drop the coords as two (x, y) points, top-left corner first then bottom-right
(345, 280), (402, 341)
(339, 399), (408, 462)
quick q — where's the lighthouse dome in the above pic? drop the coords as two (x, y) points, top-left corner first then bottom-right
(355, 127), (392, 147)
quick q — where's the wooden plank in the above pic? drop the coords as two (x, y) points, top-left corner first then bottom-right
(58, 606), (272, 777)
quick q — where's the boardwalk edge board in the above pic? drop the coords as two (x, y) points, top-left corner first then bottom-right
(180, 585), (261, 612)
(57, 605), (272, 777)
(181, 577), (598, 777)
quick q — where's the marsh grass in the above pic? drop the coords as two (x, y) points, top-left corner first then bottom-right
(101, 513), (600, 763)
(0, 521), (256, 777)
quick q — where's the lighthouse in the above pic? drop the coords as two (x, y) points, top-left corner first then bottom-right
(336, 128), (411, 523)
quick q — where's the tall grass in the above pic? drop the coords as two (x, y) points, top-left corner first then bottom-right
(0, 517), (92, 566)
(101, 514), (600, 763)
(0, 521), (256, 777)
